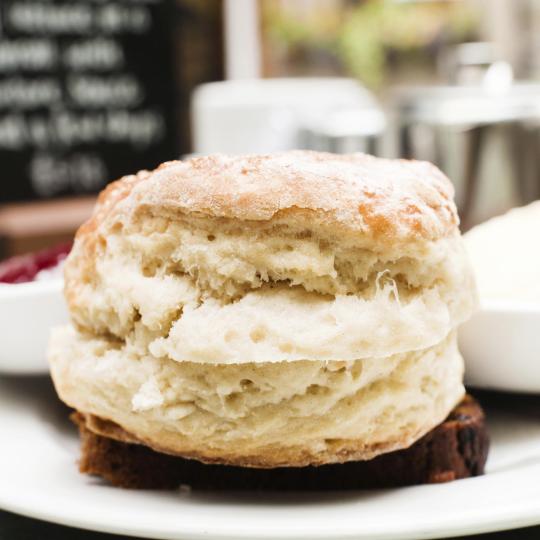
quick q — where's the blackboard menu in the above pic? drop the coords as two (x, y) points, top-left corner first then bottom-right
(0, 0), (178, 202)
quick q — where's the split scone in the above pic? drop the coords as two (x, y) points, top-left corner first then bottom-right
(49, 151), (478, 477)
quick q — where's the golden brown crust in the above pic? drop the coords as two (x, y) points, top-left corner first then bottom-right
(77, 411), (440, 468)
(82, 152), (457, 242)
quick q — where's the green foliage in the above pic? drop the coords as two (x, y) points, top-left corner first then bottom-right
(264, 0), (480, 89)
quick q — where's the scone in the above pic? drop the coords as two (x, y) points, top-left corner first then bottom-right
(49, 151), (479, 479)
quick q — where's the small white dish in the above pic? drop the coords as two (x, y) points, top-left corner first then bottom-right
(0, 279), (67, 374)
(1, 376), (540, 540)
(460, 300), (540, 393)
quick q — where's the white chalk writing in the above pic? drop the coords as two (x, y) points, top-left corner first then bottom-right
(63, 38), (124, 70)
(67, 74), (142, 107)
(0, 39), (57, 71)
(30, 152), (107, 196)
(0, 78), (62, 108)
(0, 0), (172, 199)
(7, 3), (151, 35)
(0, 109), (164, 149)
(7, 4), (93, 34)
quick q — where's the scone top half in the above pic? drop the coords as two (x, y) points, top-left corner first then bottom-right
(50, 151), (476, 467)
(65, 151), (474, 361)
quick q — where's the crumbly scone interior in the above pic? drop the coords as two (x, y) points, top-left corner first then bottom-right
(66, 214), (475, 363)
(49, 326), (464, 466)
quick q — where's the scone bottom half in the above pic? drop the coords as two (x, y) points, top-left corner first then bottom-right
(73, 395), (488, 490)
(46, 151), (482, 486)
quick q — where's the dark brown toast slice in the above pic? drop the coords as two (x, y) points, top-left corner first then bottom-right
(73, 395), (488, 490)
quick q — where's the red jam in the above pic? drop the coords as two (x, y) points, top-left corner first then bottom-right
(0, 242), (72, 284)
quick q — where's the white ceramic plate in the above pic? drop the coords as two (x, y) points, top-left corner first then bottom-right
(0, 280), (67, 374)
(1, 377), (540, 540)
(459, 300), (540, 393)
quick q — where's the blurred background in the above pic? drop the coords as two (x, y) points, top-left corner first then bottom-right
(0, 0), (539, 261)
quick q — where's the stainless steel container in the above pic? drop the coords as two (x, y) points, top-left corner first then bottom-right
(395, 83), (540, 228)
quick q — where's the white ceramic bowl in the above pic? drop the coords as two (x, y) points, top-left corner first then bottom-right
(459, 300), (540, 393)
(0, 279), (67, 374)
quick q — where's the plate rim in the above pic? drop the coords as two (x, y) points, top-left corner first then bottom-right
(1, 488), (540, 540)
